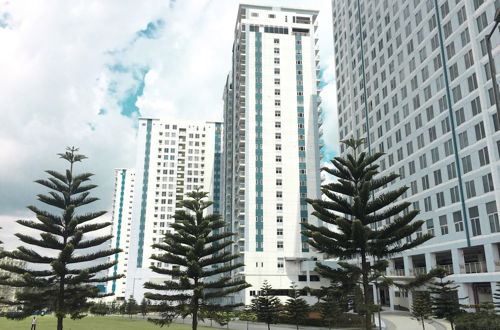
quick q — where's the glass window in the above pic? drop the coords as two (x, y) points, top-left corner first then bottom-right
(487, 201), (500, 233)
(453, 211), (464, 232)
(439, 215), (448, 235)
(469, 206), (481, 236)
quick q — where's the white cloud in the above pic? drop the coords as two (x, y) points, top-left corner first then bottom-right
(0, 0), (338, 249)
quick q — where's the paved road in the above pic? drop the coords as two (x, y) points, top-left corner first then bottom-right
(175, 317), (356, 330)
(379, 311), (451, 330)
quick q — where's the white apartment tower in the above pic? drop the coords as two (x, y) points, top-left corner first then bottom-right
(222, 4), (326, 304)
(121, 118), (222, 301)
(333, 0), (500, 309)
(107, 168), (136, 299)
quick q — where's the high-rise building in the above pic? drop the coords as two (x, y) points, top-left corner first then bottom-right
(106, 168), (136, 300)
(222, 4), (327, 304)
(122, 118), (222, 301)
(333, 0), (500, 309)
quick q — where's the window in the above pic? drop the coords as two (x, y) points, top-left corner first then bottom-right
(411, 181), (418, 195)
(458, 131), (468, 149)
(449, 63), (459, 80)
(482, 173), (494, 193)
(465, 180), (476, 198)
(478, 147), (490, 166)
(277, 241), (284, 249)
(431, 147), (440, 163)
(475, 122), (486, 140)
(426, 219), (435, 235)
(457, 6), (466, 25)
(464, 50), (474, 70)
(436, 192), (445, 208)
(277, 216), (283, 223)
(477, 12), (488, 32)
(429, 126), (437, 142)
(460, 28), (470, 47)
(424, 196), (432, 212)
(439, 215), (448, 235)
(277, 258), (284, 268)
(275, 121), (281, 128)
(442, 117), (451, 134)
(453, 211), (464, 232)
(462, 155), (472, 174)
(409, 161), (416, 175)
(434, 169), (442, 185)
(450, 185), (459, 203)
(422, 175), (430, 190)
(277, 228), (283, 236)
(487, 201), (500, 233)
(471, 97), (481, 116)
(419, 154), (428, 169)
(455, 108), (465, 126)
(469, 206), (481, 236)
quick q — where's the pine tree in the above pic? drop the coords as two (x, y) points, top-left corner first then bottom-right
(144, 190), (249, 330)
(140, 298), (149, 318)
(411, 291), (432, 330)
(119, 301), (127, 315)
(0, 147), (122, 330)
(251, 280), (281, 330)
(126, 296), (138, 318)
(319, 285), (349, 330)
(302, 138), (432, 330)
(285, 283), (309, 330)
(429, 268), (464, 330)
(89, 301), (109, 316)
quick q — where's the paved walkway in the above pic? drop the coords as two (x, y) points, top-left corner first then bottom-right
(379, 311), (451, 330)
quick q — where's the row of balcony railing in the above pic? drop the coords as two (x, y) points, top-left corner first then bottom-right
(389, 261), (489, 277)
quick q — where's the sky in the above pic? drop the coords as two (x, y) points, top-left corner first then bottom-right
(0, 0), (338, 249)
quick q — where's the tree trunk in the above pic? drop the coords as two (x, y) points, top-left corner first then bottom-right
(57, 316), (63, 330)
(267, 322), (270, 330)
(361, 253), (371, 330)
(421, 318), (425, 330)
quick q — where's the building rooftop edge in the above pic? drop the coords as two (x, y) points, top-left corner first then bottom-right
(238, 3), (319, 14)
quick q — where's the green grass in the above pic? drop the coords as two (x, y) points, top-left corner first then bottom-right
(0, 316), (214, 330)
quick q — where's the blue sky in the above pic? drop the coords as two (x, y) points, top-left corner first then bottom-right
(0, 0), (338, 248)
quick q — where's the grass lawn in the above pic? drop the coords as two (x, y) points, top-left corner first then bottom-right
(0, 316), (214, 330)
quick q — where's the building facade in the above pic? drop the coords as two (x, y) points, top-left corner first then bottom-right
(121, 118), (222, 301)
(222, 4), (326, 305)
(333, 0), (500, 309)
(106, 168), (136, 300)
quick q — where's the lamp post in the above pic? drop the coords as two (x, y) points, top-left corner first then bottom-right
(486, 8), (500, 127)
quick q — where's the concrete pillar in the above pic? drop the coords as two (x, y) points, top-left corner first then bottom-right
(388, 286), (395, 310)
(451, 248), (463, 274)
(492, 282), (500, 306)
(484, 243), (499, 273)
(425, 252), (436, 272)
(458, 283), (472, 310)
(407, 289), (414, 311)
(403, 255), (412, 276)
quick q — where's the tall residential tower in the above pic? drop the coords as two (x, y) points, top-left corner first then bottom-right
(333, 0), (500, 309)
(222, 4), (326, 304)
(119, 118), (222, 301)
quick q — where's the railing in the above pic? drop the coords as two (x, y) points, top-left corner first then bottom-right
(411, 267), (427, 275)
(437, 264), (454, 274)
(464, 261), (487, 274)
(391, 269), (405, 276)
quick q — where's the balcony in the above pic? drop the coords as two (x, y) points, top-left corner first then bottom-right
(411, 267), (426, 276)
(438, 264), (454, 274)
(391, 269), (405, 276)
(464, 261), (487, 274)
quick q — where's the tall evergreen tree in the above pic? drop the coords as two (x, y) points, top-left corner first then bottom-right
(0, 147), (122, 330)
(144, 190), (249, 330)
(303, 138), (432, 330)
(429, 268), (464, 330)
(251, 280), (281, 330)
(126, 296), (138, 318)
(285, 283), (309, 330)
(411, 291), (432, 330)
(319, 285), (350, 330)
(140, 298), (149, 318)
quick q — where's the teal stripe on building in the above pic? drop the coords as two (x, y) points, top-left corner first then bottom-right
(255, 32), (264, 252)
(137, 119), (153, 267)
(433, 0), (471, 247)
(295, 35), (309, 252)
(111, 169), (126, 293)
